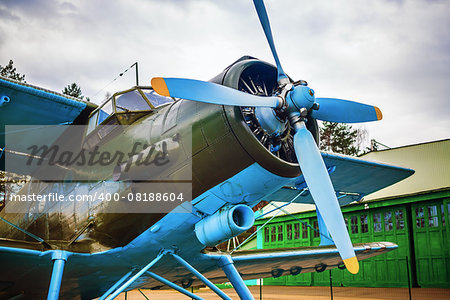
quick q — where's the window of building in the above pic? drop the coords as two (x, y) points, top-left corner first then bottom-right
(344, 217), (348, 232)
(395, 210), (404, 230)
(360, 214), (368, 233)
(385, 211), (393, 231)
(416, 207), (425, 228)
(428, 205), (438, 227)
(294, 223), (300, 240)
(271, 226), (276, 242)
(277, 225), (283, 241)
(302, 223), (308, 239)
(447, 203), (450, 225)
(373, 213), (382, 232)
(442, 204), (446, 227)
(264, 227), (270, 242)
(351, 216), (359, 234)
(313, 221), (320, 238)
(286, 224), (293, 240)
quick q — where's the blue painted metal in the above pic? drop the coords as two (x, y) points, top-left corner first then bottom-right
(255, 199), (297, 220)
(311, 98), (380, 123)
(0, 77), (88, 126)
(47, 251), (70, 300)
(155, 78), (280, 108)
(287, 85), (315, 111)
(192, 163), (292, 211)
(228, 243), (398, 263)
(0, 157), (413, 298)
(254, 107), (285, 135)
(0, 95), (10, 106)
(262, 153), (414, 206)
(252, 0), (287, 82)
(99, 270), (133, 300)
(170, 253), (232, 300)
(232, 193), (302, 253)
(217, 255), (254, 300)
(292, 121), (356, 263)
(316, 206), (334, 246)
(195, 204), (254, 246)
(146, 271), (203, 300)
(105, 252), (164, 300)
(0, 216), (45, 243)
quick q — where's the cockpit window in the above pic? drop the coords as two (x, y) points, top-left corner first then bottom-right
(115, 90), (151, 112)
(86, 87), (173, 136)
(143, 90), (173, 107)
(98, 100), (113, 124)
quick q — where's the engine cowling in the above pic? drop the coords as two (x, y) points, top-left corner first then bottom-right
(211, 56), (319, 178)
(195, 204), (254, 246)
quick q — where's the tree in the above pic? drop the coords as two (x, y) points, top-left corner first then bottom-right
(0, 60), (28, 207)
(0, 60), (25, 82)
(319, 121), (363, 156)
(62, 82), (90, 101)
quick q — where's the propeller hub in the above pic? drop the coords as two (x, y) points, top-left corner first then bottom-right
(254, 106), (286, 136)
(286, 85), (316, 113)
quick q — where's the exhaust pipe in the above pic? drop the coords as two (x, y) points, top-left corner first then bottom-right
(195, 204), (255, 247)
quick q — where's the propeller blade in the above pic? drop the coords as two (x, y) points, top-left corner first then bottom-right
(252, 0), (288, 83)
(151, 77), (281, 108)
(293, 122), (359, 274)
(311, 98), (382, 123)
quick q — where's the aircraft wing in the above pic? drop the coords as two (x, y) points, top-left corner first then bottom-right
(264, 152), (415, 205)
(0, 241), (397, 299)
(0, 76), (96, 130)
(0, 76), (97, 175)
(198, 241), (397, 283)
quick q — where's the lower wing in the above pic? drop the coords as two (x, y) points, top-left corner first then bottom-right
(0, 240), (396, 299)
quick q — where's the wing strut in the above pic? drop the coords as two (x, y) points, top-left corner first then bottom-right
(101, 250), (241, 300)
(47, 250), (70, 300)
(171, 252), (233, 300)
(0, 216), (50, 247)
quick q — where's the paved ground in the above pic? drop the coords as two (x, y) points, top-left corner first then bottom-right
(111, 286), (450, 300)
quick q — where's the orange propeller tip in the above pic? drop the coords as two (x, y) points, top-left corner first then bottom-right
(374, 106), (383, 120)
(343, 256), (359, 274)
(151, 77), (170, 97)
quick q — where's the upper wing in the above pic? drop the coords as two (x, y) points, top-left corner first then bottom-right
(264, 152), (415, 205)
(0, 76), (96, 129)
(0, 77), (97, 175)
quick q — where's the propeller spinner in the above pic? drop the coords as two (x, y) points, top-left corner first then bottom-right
(151, 0), (384, 274)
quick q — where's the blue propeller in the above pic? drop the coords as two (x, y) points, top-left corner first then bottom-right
(150, 0), (386, 274)
(252, 0), (288, 84)
(311, 98), (382, 123)
(151, 77), (282, 108)
(292, 120), (359, 274)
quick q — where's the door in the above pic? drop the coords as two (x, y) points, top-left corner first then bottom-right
(412, 201), (449, 287)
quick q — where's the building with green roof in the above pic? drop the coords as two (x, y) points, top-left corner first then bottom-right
(254, 139), (450, 288)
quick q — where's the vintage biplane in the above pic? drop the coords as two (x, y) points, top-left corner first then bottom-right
(0, 1), (413, 299)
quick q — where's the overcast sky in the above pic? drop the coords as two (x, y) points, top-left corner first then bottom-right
(0, 0), (448, 149)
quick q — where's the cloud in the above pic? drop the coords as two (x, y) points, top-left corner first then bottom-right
(0, 0), (448, 147)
